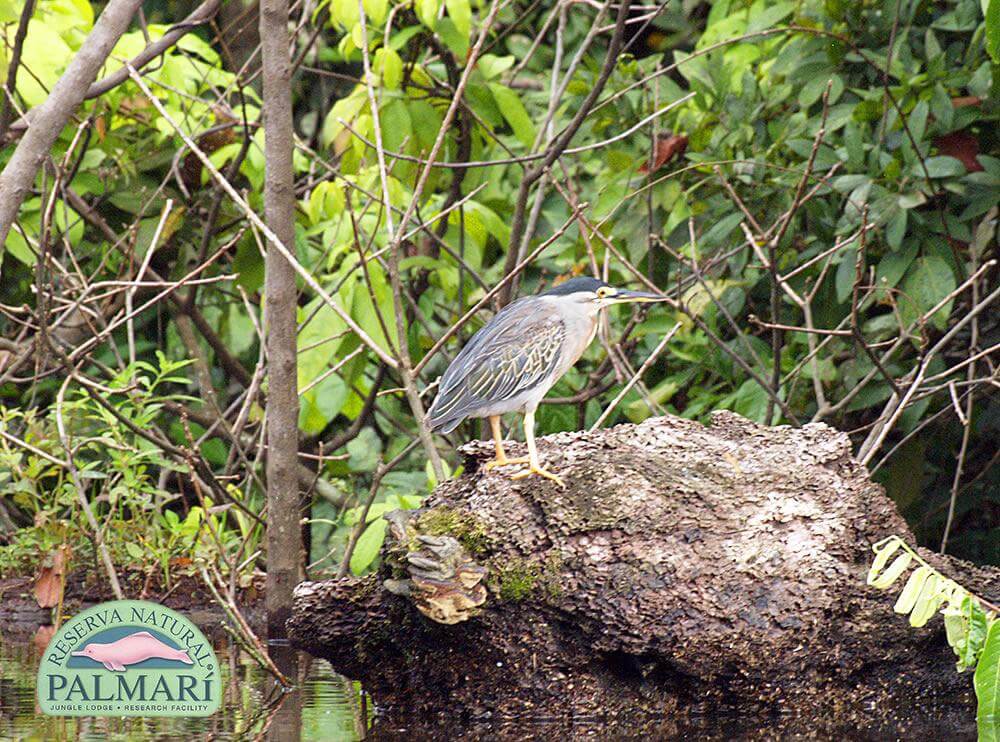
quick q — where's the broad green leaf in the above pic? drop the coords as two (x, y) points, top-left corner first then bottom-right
(347, 427), (382, 472)
(477, 54), (514, 80)
(919, 156), (967, 178)
(363, 0), (388, 24)
(746, 1), (794, 33)
(435, 17), (468, 57)
(488, 83), (535, 146)
(125, 542), (145, 559)
(908, 100), (929, 143)
(445, 0), (471, 37)
(350, 518), (388, 574)
(329, 0), (360, 30)
(871, 553), (912, 590)
(885, 208), (907, 250)
(962, 597), (991, 670)
(416, 0), (439, 29)
(900, 254), (957, 331)
(322, 90), (368, 149)
(0, 0), (19, 23)
(945, 611), (969, 652)
(375, 47), (403, 89)
(835, 247), (858, 304)
(409, 98), (444, 149)
(986, 0), (1000, 63)
(307, 182), (346, 225)
(975, 620), (1000, 720)
(894, 565), (930, 614)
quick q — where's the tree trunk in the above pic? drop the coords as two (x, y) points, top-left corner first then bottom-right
(260, 0), (301, 640)
(288, 412), (998, 730)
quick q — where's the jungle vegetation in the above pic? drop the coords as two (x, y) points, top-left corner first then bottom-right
(0, 0), (997, 711)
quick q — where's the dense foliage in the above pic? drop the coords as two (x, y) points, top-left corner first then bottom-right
(0, 0), (996, 593)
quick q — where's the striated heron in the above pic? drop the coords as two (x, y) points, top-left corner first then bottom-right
(426, 277), (667, 486)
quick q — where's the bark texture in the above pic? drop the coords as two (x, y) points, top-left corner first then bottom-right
(289, 412), (998, 726)
(260, 0), (301, 640)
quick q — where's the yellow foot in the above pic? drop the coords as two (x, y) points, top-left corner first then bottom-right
(484, 455), (530, 471)
(511, 464), (565, 488)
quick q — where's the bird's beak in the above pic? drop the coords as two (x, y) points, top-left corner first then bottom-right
(608, 289), (668, 304)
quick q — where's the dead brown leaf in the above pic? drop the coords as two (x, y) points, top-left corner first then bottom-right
(639, 133), (688, 174)
(933, 130), (984, 173)
(33, 546), (70, 609)
(33, 625), (56, 655)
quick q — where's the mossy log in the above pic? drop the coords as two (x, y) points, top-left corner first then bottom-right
(288, 412), (998, 730)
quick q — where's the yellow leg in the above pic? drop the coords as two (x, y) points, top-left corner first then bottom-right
(511, 410), (565, 487)
(484, 415), (528, 470)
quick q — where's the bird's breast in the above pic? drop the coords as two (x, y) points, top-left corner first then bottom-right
(555, 313), (599, 378)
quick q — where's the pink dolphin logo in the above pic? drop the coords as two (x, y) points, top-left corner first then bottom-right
(71, 630), (194, 672)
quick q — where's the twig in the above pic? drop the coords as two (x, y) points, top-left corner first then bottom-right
(590, 322), (681, 430)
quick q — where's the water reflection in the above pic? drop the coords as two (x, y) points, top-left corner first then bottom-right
(0, 627), (371, 740)
(1, 624), (985, 740)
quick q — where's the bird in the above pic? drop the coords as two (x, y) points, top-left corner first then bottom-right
(426, 276), (667, 487)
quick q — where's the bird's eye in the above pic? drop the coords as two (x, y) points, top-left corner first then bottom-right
(597, 287), (611, 298)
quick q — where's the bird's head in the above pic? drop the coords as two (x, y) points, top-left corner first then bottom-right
(540, 276), (667, 311)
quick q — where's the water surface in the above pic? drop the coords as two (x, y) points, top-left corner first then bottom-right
(1, 626), (370, 740)
(1, 621), (984, 740)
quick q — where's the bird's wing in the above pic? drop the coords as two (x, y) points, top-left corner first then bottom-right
(428, 299), (565, 430)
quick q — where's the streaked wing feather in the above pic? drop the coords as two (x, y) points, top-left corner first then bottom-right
(428, 299), (565, 426)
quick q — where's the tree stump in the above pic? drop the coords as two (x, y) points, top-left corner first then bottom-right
(288, 412), (997, 730)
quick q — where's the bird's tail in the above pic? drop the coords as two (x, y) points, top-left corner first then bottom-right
(426, 411), (465, 435)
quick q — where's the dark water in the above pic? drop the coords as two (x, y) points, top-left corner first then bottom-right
(0, 628), (371, 740)
(0, 622), (987, 740)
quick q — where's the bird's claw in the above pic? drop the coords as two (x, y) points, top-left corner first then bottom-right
(484, 455), (530, 471)
(511, 465), (565, 488)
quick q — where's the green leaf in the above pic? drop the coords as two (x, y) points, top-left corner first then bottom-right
(329, 0), (360, 29)
(350, 518), (388, 574)
(909, 572), (942, 627)
(894, 564), (930, 614)
(322, 90), (367, 148)
(125, 542), (145, 560)
(835, 247), (858, 304)
(489, 83), (535, 147)
(900, 254), (957, 330)
(445, 0), (471, 37)
(746, 1), (794, 33)
(871, 552), (913, 590)
(375, 47), (403, 89)
(477, 54), (514, 80)
(0, 0), (19, 23)
(945, 610), (969, 653)
(898, 191), (927, 210)
(961, 597), (992, 670)
(416, 0), (439, 29)
(975, 620), (1000, 720)
(876, 242), (917, 289)
(919, 156), (967, 178)
(986, 0), (1000, 63)
(363, 0), (388, 24)
(867, 538), (902, 584)
(435, 17), (468, 57)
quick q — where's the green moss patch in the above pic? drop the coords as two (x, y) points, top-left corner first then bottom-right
(415, 506), (492, 556)
(491, 555), (562, 602)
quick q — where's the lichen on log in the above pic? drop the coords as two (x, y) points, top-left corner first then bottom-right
(288, 412), (999, 723)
